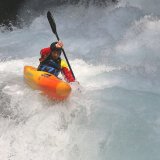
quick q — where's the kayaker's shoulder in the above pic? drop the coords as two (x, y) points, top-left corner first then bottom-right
(61, 59), (68, 68)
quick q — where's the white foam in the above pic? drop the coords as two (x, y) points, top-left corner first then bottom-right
(0, 2), (160, 160)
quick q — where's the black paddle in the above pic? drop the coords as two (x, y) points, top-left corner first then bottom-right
(47, 11), (76, 80)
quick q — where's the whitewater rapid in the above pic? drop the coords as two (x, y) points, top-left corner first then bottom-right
(0, 1), (160, 160)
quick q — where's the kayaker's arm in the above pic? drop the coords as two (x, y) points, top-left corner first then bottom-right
(61, 59), (75, 83)
(39, 47), (51, 62)
(61, 67), (75, 83)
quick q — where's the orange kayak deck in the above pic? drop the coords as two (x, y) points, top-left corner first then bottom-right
(24, 66), (71, 100)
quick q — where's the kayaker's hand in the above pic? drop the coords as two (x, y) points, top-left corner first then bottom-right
(56, 41), (63, 48)
(70, 81), (82, 93)
(70, 80), (80, 85)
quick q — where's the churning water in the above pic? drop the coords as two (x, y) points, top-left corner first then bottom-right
(0, 0), (160, 159)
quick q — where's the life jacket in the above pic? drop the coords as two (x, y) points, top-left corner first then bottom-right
(38, 53), (61, 76)
(40, 54), (61, 68)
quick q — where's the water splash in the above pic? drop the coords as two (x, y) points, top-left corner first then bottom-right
(0, 1), (160, 160)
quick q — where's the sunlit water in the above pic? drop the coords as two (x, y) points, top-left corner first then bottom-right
(0, 1), (160, 160)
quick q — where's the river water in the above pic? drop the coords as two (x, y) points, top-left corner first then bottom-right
(0, 0), (160, 160)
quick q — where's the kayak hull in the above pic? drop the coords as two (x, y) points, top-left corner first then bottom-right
(24, 66), (71, 100)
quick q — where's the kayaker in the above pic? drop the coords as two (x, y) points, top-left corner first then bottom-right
(37, 41), (75, 83)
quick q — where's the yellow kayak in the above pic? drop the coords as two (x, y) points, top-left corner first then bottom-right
(24, 66), (71, 100)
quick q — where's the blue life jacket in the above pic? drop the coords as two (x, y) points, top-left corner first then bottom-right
(38, 55), (61, 76)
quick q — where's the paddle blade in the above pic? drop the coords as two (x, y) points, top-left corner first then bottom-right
(47, 11), (57, 35)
